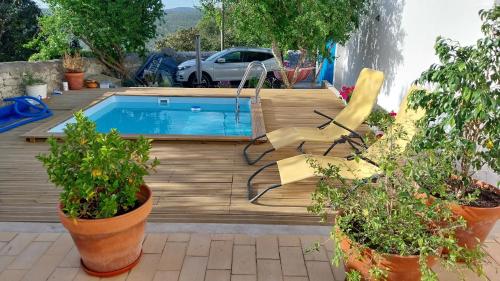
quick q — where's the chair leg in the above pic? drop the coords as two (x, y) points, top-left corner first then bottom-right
(323, 139), (345, 156)
(247, 162), (282, 203)
(297, 141), (306, 154)
(243, 134), (275, 165)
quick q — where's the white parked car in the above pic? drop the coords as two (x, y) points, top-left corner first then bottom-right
(176, 47), (279, 86)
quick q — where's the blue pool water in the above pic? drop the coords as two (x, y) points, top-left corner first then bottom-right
(49, 96), (253, 136)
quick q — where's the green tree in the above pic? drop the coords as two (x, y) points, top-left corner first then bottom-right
(28, 0), (164, 78)
(227, 0), (370, 88)
(0, 0), (41, 62)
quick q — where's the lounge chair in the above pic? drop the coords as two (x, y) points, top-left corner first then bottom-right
(243, 68), (384, 165)
(0, 96), (53, 133)
(247, 87), (425, 203)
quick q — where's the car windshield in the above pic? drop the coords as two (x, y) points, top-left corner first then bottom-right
(205, 50), (228, 61)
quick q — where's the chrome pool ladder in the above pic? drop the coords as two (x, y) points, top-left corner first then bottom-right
(235, 61), (268, 121)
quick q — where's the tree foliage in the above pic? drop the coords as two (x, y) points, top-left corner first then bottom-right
(28, 0), (164, 78)
(226, 0), (370, 88)
(409, 7), (499, 185)
(0, 0), (41, 62)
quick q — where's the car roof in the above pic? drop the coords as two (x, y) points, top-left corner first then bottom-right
(224, 47), (273, 53)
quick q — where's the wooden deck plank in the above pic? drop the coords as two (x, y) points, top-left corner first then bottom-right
(0, 87), (353, 224)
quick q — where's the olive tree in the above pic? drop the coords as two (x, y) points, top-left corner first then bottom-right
(28, 0), (164, 78)
(226, 0), (370, 88)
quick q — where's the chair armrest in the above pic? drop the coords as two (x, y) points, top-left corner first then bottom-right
(314, 110), (334, 128)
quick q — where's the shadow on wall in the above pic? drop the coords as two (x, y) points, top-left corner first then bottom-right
(337, 0), (406, 98)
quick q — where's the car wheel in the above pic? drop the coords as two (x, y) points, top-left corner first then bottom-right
(187, 73), (212, 87)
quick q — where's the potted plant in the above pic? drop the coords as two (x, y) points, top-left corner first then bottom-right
(37, 112), (159, 276)
(63, 52), (85, 90)
(408, 7), (499, 249)
(308, 125), (484, 281)
(22, 72), (47, 99)
(365, 109), (397, 139)
(339, 85), (355, 103)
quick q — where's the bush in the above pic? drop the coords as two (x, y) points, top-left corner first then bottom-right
(37, 112), (159, 219)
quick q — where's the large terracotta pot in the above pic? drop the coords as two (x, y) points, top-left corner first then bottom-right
(64, 72), (85, 90)
(58, 185), (152, 277)
(340, 233), (437, 281)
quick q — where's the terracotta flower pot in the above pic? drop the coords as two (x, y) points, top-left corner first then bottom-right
(340, 233), (437, 281)
(64, 72), (85, 90)
(58, 185), (152, 277)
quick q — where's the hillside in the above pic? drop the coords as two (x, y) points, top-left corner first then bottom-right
(157, 7), (202, 36)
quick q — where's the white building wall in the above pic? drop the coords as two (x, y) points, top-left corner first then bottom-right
(333, 0), (498, 185)
(334, 0), (495, 112)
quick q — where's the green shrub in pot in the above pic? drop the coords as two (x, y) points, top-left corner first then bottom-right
(408, 7), (500, 248)
(37, 111), (159, 275)
(308, 124), (484, 281)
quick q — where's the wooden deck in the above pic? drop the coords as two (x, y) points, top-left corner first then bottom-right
(0, 87), (359, 225)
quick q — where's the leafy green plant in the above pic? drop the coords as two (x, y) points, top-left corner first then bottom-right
(28, 0), (164, 78)
(37, 112), (159, 219)
(366, 109), (396, 131)
(408, 7), (499, 199)
(226, 0), (370, 88)
(0, 0), (41, 62)
(22, 72), (45, 86)
(308, 124), (484, 280)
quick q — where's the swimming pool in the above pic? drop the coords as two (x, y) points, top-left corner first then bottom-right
(48, 95), (259, 139)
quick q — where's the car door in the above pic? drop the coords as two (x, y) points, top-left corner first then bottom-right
(212, 51), (246, 81)
(243, 51), (277, 78)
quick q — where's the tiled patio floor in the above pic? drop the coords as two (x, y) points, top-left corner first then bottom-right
(0, 231), (499, 281)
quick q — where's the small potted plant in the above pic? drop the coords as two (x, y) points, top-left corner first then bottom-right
(63, 52), (85, 90)
(22, 72), (47, 99)
(409, 7), (499, 250)
(37, 112), (159, 276)
(339, 85), (355, 103)
(308, 125), (484, 280)
(365, 109), (396, 139)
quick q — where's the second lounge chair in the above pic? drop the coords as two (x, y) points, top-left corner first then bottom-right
(243, 68), (385, 165)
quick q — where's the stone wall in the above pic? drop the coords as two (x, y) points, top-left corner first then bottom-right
(0, 56), (141, 100)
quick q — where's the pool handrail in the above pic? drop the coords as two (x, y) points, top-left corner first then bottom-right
(235, 61), (267, 121)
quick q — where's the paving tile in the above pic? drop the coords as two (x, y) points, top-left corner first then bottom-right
(283, 277), (309, 281)
(207, 240), (233, 270)
(8, 241), (51, 269)
(102, 272), (129, 281)
(279, 235), (301, 247)
(168, 233), (190, 242)
(231, 275), (256, 281)
(126, 254), (161, 281)
(72, 268), (100, 281)
(143, 234), (168, 254)
(187, 234), (211, 257)
(484, 257), (500, 281)
(212, 234), (234, 241)
(234, 234), (255, 245)
(0, 269), (26, 281)
(0, 256), (15, 271)
(35, 233), (61, 242)
(58, 247), (80, 268)
(484, 242), (500, 265)
(45, 234), (73, 256)
(431, 263), (482, 281)
(300, 236), (328, 262)
(178, 256), (208, 281)
(256, 235), (279, 260)
(205, 270), (230, 281)
(232, 245), (256, 275)
(21, 252), (69, 281)
(257, 259), (283, 281)
(0, 233), (37, 255)
(279, 247), (307, 276)
(153, 271), (180, 281)
(326, 251), (345, 281)
(158, 242), (187, 271)
(0, 242), (6, 252)
(47, 267), (79, 281)
(305, 261), (335, 281)
(0, 232), (17, 242)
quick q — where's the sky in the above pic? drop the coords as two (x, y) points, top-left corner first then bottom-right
(34, 0), (201, 9)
